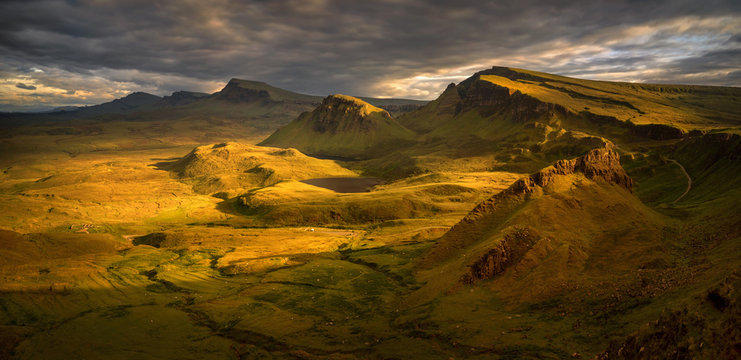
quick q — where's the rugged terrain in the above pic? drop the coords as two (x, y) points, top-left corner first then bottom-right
(0, 67), (739, 359)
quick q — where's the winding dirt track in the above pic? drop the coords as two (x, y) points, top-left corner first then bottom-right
(667, 159), (692, 203)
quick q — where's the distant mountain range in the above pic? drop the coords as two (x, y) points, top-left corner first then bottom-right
(0, 79), (427, 130)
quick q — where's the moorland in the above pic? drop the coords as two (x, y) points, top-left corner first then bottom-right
(0, 66), (739, 359)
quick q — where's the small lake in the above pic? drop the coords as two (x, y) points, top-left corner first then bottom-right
(300, 177), (385, 193)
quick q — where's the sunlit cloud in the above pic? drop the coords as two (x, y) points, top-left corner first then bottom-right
(374, 15), (741, 99)
(0, 1), (739, 110)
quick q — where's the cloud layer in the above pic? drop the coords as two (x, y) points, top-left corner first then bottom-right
(1, 0), (740, 111)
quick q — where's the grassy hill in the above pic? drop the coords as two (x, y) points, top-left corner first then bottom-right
(165, 142), (357, 195)
(404, 144), (741, 357)
(260, 94), (417, 158)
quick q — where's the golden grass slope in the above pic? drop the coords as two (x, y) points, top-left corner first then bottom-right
(410, 146), (669, 304)
(167, 142), (357, 195)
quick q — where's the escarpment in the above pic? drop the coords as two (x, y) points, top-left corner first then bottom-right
(456, 78), (566, 121)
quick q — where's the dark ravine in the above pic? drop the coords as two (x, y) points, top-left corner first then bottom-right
(299, 177), (385, 193)
(460, 226), (541, 284)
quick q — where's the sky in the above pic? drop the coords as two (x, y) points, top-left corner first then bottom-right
(1, 0), (740, 112)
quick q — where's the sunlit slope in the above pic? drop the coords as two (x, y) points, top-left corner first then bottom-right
(399, 66), (741, 142)
(375, 66), (741, 178)
(167, 142), (357, 194)
(401, 144), (741, 357)
(260, 95), (416, 158)
(478, 67), (741, 131)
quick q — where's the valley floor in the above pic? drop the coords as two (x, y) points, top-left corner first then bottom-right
(0, 122), (739, 359)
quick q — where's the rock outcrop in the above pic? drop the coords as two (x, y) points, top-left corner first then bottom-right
(460, 226), (541, 284)
(310, 95), (393, 134)
(630, 123), (685, 140)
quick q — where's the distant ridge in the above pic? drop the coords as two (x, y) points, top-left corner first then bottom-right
(0, 78), (427, 131)
(210, 78), (323, 104)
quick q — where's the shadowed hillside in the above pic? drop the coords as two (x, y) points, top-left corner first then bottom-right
(413, 146), (652, 299)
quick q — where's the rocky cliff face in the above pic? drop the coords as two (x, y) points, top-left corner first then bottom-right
(456, 79), (563, 122)
(432, 83), (463, 117)
(309, 95), (393, 134)
(428, 66), (692, 141)
(460, 226), (541, 284)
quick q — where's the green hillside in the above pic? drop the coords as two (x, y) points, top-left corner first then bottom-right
(406, 145), (740, 358)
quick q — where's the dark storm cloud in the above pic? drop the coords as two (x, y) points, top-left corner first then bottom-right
(15, 83), (36, 90)
(0, 0), (740, 110)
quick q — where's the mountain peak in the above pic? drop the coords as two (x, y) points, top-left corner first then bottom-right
(111, 91), (161, 107)
(121, 91), (159, 99)
(259, 94), (414, 158)
(227, 78), (269, 87)
(311, 94), (391, 134)
(212, 78), (321, 104)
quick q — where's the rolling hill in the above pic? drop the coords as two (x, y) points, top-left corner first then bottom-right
(164, 142), (357, 195)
